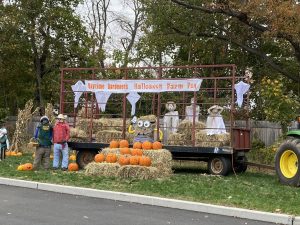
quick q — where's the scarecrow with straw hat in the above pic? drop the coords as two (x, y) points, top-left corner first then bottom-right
(52, 114), (70, 171)
(206, 105), (226, 135)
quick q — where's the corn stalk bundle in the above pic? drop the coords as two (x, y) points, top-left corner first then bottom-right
(10, 99), (39, 152)
(44, 103), (56, 124)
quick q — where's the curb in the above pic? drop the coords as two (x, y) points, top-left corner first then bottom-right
(0, 177), (295, 225)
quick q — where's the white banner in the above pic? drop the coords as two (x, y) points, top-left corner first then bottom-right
(84, 79), (202, 93)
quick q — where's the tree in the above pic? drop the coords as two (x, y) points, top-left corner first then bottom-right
(114, 0), (145, 67)
(1, 0), (90, 109)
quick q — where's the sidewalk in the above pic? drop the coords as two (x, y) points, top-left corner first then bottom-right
(0, 177), (299, 225)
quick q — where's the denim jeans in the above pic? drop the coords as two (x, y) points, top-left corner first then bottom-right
(53, 143), (69, 168)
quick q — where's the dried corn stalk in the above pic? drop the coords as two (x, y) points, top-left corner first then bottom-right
(10, 99), (39, 152)
(45, 103), (56, 124)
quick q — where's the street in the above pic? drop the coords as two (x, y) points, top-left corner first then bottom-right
(0, 184), (277, 225)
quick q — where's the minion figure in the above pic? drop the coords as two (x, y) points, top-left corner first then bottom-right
(128, 115), (163, 143)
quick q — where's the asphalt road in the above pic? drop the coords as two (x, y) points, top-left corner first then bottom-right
(0, 184), (276, 225)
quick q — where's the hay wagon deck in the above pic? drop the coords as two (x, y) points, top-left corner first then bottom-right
(61, 65), (251, 175)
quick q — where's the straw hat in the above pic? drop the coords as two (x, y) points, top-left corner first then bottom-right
(57, 114), (65, 120)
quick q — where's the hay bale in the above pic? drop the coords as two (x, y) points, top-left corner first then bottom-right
(101, 148), (120, 156)
(85, 162), (120, 176)
(101, 148), (173, 177)
(95, 130), (123, 143)
(167, 133), (191, 146)
(117, 165), (159, 179)
(143, 149), (173, 177)
(195, 130), (230, 147)
(177, 119), (206, 136)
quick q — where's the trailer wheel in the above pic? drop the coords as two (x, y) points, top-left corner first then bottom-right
(76, 150), (97, 169)
(208, 156), (231, 176)
(275, 139), (300, 186)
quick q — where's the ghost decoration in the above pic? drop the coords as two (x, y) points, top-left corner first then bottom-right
(71, 81), (86, 108)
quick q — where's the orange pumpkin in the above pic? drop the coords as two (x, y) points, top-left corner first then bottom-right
(105, 153), (118, 163)
(152, 141), (162, 150)
(142, 141), (152, 150)
(131, 148), (143, 156)
(129, 156), (140, 165)
(133, 142), (142, 149)
(109, 140), (119, 148)
(68, 162), (79, 171)
(119, 140), (129, 148)
(23, 163), (33, 171)
(95, 153), (105, 163)
(118, 155), (130, 166)
(120, 147), (131, 155)
(139, 156), (152, 167)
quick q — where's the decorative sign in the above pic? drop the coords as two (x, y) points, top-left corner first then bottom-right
(84, 79), (202, 93)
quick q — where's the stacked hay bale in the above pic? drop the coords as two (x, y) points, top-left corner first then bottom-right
(167, 119), (206, 146)
(195, 131), (230, 147)
(85, 140), (172, 179)
(85, 162), (120, 177)
(69, 127), (89, 143)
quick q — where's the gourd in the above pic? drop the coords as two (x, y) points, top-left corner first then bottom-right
(105, 153), (118, 163)
(109, 140), (119, 148)
(94, 153), (105, 163)
(142, 141), (152, 150)
(152, 141), (162, 150)
(133, 142), (142, 149)
(120, 147), (131, 155)
(139, 156), (151, 167)
(119, 140), (129, 148)
(68, 162), (79, 171)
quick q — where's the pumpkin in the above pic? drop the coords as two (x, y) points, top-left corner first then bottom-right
(152, 141), (162, 150)
(109, 140), (119, 148)
(10, 151), (17, 156)
(17, 165), (24, 171)
(142, 141), (152, 150)
(133, 142), (142, 149)
(68, 162), (79, 171)
(131, 148), (143, 156)
(16, 152), (23, 156)
(23, 163), (33, 171)
(69, 154), (76, 161)
(94, 153), (105, 163)
(119, 140), (129, 148)
(5, 151), (12, 156)
(120, 147), (131, 155)
(139, 156), (152, 167)
(118, 155), (130, 166)
(129, 156), (140, 165)
(105, 153), (118, 163)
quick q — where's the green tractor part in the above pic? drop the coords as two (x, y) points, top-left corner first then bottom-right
(275, 130), (300, 186)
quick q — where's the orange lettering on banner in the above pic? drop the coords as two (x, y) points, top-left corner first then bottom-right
(134, 83), (162, 90)
(108, 84), (128, 90)
(188, 82), (197, 89)
(88, 83), (104, 90)
(167, 83), (184, 90)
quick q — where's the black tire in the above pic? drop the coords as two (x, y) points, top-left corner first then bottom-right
(76, 150), (97, 169)
(208, 156), (232, 176)
(275, 139), (300, 186)
(234, 156), (248, 173)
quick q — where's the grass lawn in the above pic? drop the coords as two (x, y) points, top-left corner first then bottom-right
(1, 154), (299, 216)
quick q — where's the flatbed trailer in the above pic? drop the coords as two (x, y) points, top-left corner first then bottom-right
(61, 65), (251, 175)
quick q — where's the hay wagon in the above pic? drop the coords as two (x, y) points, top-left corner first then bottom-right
(60, 64), (251, 175)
